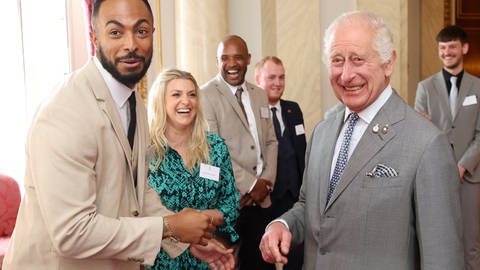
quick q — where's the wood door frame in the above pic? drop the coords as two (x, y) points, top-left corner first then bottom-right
(444, 0), (453, 24)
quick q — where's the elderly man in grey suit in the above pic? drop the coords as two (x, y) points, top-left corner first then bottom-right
(201, 35), (278, 269)
(415, 25), (480, 270)
(259, 11), (464, 270)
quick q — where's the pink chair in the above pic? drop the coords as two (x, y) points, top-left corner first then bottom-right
(0, 174), (21, 267)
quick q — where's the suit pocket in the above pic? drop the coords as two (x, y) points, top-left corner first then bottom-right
(361, 176), (403, 188)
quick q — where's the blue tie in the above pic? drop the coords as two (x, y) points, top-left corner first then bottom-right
(327, 113), (359, 204)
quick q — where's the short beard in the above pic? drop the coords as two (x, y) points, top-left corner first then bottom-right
(445, 61), (461, 70)
(97, 45), (152, 86)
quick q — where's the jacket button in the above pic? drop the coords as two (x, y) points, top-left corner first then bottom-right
(250, 145), (255, 150)
(131, 210), (139, 217)
(319, 248), (327, 255)
(253, 166), (257, 171)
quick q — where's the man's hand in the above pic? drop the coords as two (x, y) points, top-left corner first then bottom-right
(259, 221), (291, 264)
(190, 238), (236, 270)
(249, 179), (273, 205)
(239, 194), (255, 208)
(165, 208), (220, 245)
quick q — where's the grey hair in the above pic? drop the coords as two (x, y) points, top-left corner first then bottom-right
(323, 11), (394, 64)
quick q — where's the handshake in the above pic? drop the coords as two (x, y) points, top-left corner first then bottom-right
(163, 208), (236, 270)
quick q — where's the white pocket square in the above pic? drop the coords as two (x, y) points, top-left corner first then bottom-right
(366, 164), (398, 178)
(463, 95), (477, 106)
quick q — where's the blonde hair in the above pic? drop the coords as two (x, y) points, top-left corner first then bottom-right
(147, 68), (210, 171)
(254, 56), (284, 77)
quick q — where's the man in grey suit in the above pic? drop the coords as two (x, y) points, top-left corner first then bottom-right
(259, 11), (464, 269)
(201, 35), (278, 269)
(415, 25), (480, 270)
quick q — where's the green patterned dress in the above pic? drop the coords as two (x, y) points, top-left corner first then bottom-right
(147, 132), (240, 270)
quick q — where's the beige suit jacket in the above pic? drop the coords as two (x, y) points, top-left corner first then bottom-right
(201, 76), (278, 207)
(3, 60), (183, 270)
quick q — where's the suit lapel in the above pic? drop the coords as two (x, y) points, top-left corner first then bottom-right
(134, 93), (148, 210)
(88, 66), (132, 158)
(433, 72), (462, 122)
(325, 93), (404, 210)
(214, 78), (251, 130)
(247, 83), (264, 140)
(455, 72), (474, 119)
(85, 60), (136, 190)
(280, 100), (291, 137)
(320, 108), (344, 212)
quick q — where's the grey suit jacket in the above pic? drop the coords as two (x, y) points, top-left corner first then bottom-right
(3, 59), (182, 270)
(201, 75), (278, 208)
(282, 92), (464, 269)
(415, 71), (480, 183)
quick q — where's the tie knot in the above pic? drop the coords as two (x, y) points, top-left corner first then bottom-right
(450, 76), (457, 84)
(271, 107), (277, 113)
(235, 87), (243, 99)
(348, 112), (359, 124)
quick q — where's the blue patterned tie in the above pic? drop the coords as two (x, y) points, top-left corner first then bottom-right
(327, 112), (359, 204)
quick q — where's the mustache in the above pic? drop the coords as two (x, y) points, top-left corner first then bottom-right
(115, 52), (145, 63)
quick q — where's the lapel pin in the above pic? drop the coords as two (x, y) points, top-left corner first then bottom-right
(382, 124), (389, 134)
(372, 124), (380, 133)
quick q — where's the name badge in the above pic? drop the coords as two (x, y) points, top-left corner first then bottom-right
(199, 163), (220, 181)
(295, 124), (305, 135)
(260, 106), (270, 118)
(463, 95), (478, 106)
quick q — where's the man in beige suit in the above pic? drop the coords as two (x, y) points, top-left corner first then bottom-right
(415, 25), (480, 270)
(260, 11), (464, 269)
(201, 35), (278, 269)
(2, 1), (231, 269)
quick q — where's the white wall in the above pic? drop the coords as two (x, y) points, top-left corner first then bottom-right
(228, 0), (262, 83)
(320, 0), (357, 112)
(0, 0), (70, 191)
(0, 1), (26, 185)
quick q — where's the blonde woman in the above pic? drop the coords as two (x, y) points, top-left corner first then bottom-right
(147, 68), (239, 269)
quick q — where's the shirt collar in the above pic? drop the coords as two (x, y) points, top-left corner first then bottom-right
(442, 68), (464, 88)
(269, 101), (281, 110)
(218, 74), (248, 96)
(93, 56), (135, 108)
(344, 85), (393, 124)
